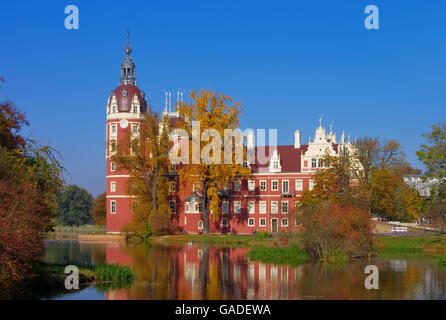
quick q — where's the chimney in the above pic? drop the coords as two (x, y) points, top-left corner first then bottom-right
(247, 131), (255, 150)
(294, 130), (301, 149)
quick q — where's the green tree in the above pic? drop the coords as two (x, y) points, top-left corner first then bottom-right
(56, 185), (93, 228)
(417, 123), (446, 228)
(416, 123), (446, 179)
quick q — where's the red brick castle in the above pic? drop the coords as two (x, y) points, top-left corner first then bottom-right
(106, 37), (354, 234)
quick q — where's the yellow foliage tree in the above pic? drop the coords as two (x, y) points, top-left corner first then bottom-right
(112, 110), (174, 236)
(176, 89), (250, 233)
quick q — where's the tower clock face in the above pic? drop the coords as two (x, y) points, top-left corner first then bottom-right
(119, 119), (129, 129)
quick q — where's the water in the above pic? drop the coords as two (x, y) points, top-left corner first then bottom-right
(42, 240), (446, 300)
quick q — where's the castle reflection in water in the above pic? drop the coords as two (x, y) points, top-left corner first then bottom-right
(105, 243), (303, 300)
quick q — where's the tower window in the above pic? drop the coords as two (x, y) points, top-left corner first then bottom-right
(169, 200), (176, 214)
(133, 106), (138, 113)
(110, 200), (116, 214)
(111, 162), (116, 171)
(110, 181), (116, 192)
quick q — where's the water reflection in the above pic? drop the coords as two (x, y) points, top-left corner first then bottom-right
(44, 241), (446, 300)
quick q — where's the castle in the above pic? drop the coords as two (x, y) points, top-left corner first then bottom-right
(106, 35), (353, 234)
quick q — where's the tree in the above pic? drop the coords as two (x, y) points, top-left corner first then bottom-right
(176, 89), (250, 233)
(370, 168), (421, 221)
(56, 185), (93, 228)
(351, 137), (380, 209)
(417, 123), (446, 228)
(0, 96), (64, 291)
(416, 123), (446, 180)
(92, 192), (106, 226)
(112, 110), (173, 236)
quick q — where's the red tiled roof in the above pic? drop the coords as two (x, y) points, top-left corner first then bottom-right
(251, 145), (308, 173)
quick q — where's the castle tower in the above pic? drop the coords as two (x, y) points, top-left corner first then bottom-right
(106, 32), (147, 233)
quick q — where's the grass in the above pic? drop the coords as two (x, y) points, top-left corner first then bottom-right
(374, 234), (446, 258)
(437, 255), (446, 268)
(44, 224), (107, 238)
(94, 263), (136, 282)
(246, 245), (309, 266)
(155, 234), (261, 245)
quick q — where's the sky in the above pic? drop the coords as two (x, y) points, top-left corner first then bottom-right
(0, 0), (445, 196)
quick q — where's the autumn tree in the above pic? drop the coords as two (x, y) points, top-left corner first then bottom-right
(370, 168), (421, 221)
(92, 192), (106, 226)
(0, 96), (64, 292)
(112, 110), (173, 237)
(176, 89), (251, 233)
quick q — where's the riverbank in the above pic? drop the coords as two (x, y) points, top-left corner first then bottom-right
(3, 262), (136, 299)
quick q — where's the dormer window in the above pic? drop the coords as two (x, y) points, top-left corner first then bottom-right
(269, 149), (282, 173)
(133, 106), (138, 113)
(112, 106), (117, 113)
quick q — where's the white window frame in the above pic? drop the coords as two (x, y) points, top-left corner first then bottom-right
(282, 218), (289, 227)
(222, 201), (229, 214)
(248, 201), (255, 214)
(259, 218), (266, 227)
(295, 179), (303, 191)
(198, 221), (203, 230)
(248, 180), (255, 191)
(221, 218), (228, 227)
(110, 181), (116, 192)
(234, 180), (241, 191)
(311, 158), (317, 168)
(309, 180), (315, 190)
(132, 124), (139, 135)
(259, 201), (266, 214)
(271, 180), (278, 191)
(234, 201), (241, 214)
(259, 180), (267, 191)
(271, 201), (278, 214)
(248, 218), (255, 227)
(110, 124), (117, 135)
(282, 180), (289, 194)
(111, 162), (116, 171)
(281, 201), (289, 214)
(110, 200), (116, 214)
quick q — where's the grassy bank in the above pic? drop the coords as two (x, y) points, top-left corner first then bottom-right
(45, 224), (107, 238)
(375, 234), (446, 257)
(5, 262), (136, 299)
(153, 234), (265, 245)
(246, 246), (309, 266)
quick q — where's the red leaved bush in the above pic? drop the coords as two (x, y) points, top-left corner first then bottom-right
(0, 179), (47, 286)
(296, 201), (373, 259)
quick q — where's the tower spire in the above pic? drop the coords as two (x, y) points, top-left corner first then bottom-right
(120, 30), (136, 85)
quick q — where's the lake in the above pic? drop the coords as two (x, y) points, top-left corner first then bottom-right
(42, 239), (446, 300)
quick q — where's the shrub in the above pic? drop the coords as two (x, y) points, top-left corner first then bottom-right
(246, 246), (308, 266)
(297, 201), (374, 259)
(94, 263), (135, 282)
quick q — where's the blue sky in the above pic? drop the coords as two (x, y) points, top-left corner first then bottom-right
(1, 0), (445, 196)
